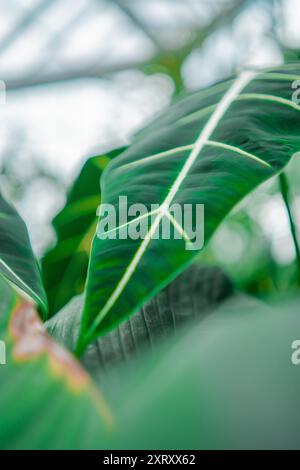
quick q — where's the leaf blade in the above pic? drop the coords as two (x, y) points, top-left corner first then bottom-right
(46, 264), (233, 372)
(42, 147), (126, 316)
(0, 276), (113, 450)
(79, 65), (300, 350)
(0, 191), (47, 315)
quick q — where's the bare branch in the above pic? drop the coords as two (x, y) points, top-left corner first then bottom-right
(4, 0), (248, 92)
(0, 0), (59, 56)
(4, 59), (148, 91)
(112, 0), (162, 49)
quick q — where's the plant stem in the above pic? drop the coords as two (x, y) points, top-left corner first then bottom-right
(279, 172), (300, 284)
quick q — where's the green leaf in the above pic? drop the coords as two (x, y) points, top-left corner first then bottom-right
(42, 147), (126, 316)
(105, 297), (300, 449)
(0, 191), (47, 316)
(77, 65), (300, 352)
(0, 276), (113, 450)
(46, 264), (233, 375)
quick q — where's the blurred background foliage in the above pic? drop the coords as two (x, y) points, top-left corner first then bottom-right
(1, 0), (300, 303)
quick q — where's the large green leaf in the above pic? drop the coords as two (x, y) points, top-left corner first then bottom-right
(0, 191), (47, 316)
(77, 65), (300, 352)
(0, 276), (113, 450)
(46, 264), (233, 375)
(42, 147), (125, 316)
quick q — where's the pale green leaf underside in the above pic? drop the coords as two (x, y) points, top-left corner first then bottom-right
(0, 192), (47, 315)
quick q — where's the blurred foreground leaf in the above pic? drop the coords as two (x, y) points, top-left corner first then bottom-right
(0, 277), (113, 450)
(106, 297), (300, 449)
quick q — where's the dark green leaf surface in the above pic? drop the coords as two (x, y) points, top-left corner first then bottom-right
(0, 191), (47, 315)
(78, 65), (300, 351)
(42, 148), (125, 316)
(46, 264), (233, 374)
(0, 277), (113, 450)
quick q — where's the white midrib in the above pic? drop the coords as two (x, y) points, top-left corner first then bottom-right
(89, 70), (257, 332)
